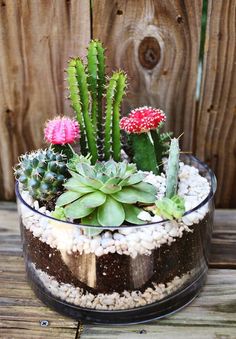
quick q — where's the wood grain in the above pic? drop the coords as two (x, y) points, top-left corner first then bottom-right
(93, 0), (202, 151)
(0, 204), (236, 338)
(195, 0), (236, 207)
(0, 0), (91, 201)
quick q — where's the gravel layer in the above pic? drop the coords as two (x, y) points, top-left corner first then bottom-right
(31, 263), (193, 310)
(19, 162), (211, 258)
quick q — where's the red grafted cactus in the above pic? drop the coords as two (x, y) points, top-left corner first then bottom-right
(120, 106), (166, 134)
(120, 106), (170, 175)
(44, 117), (80, 145)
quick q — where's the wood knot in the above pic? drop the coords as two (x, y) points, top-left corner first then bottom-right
(116, 9), (123, 15)
(176, 15), (183, 24)
(138, 37), (161, 70)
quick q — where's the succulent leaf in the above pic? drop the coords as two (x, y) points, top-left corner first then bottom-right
(51, 206), (67, 221)
(55, 158), (157, 227)
(97, 196), (125, 226)
(155, 195), (185, 220)
(56, 191), (82, 207)
(123, 204), (146, 225)
(64, 178), (96, 194)
(82, 211), (102, 236)
(112, 186), (156, 204)
(65, 201), (95, 219)
(76, 191), (106, 209)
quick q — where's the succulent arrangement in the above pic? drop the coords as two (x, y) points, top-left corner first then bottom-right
(14, 39), (186, 231)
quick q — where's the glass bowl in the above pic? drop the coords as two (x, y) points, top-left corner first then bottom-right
(16, 155), (217, 324)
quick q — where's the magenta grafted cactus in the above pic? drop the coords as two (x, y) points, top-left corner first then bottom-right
(44, 117), (80, 145)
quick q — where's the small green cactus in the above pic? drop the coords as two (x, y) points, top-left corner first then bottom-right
(154, 138), (185, 220)
(165, 138), (180, 198)
(67, 40), (127, 164)
(14, 149), (69, 201)
(55, 158), (157, 227)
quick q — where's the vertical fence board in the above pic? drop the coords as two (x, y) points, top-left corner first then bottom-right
(195, 0), (236, 207)
(93, 0), (202, 149)
(0, 0), (91, 200)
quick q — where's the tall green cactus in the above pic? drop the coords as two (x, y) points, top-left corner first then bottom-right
(67, 40), (126, 163)
(67, 59), (87, 155)
(104, 71), (126, 161)
(165, 138), (180, 198)
(112, 71), (126, 161)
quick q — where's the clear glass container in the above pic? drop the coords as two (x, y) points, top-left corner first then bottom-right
(16, 155), (217, 324)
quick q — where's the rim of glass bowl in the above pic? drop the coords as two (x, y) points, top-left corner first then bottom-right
(15, 155), (217, 230)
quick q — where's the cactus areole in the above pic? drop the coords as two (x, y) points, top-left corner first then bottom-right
(14, 39), (217, 324)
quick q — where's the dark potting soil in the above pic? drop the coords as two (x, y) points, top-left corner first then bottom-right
(22, 212), (212, 295)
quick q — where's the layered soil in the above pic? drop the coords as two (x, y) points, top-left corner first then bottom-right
(21, 212), (212, 295)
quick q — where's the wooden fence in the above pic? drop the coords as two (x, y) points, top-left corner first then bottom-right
(0, 0), (235, 207)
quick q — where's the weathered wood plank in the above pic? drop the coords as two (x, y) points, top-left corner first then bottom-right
(0, 0), (91, 201)
(1, 267), (236, 339)
(195, 0), (236, 208)
(93, 0), (202, 151)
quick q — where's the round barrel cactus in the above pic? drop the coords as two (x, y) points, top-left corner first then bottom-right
(15, 149), (69, 201)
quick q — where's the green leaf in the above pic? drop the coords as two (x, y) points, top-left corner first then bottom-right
(65, 201), (94, 219)
(56, 191), (82, 207)
(75, 163), (96, 178)
(68, 173), (102, 190)
(64, 178), (95, 194)
(77, 191), (106, 209)
(51, 206), (67, 221)
(82, 210), (102, 237)
(123, 204), (146, 225)
(112, 187), (156, 204)
(121, 172), (146, 186)
(155, 195), (185, 220)
(100, 178), (122, 194)
(133, 182), (157, 195)
(97, 196), (125, 226)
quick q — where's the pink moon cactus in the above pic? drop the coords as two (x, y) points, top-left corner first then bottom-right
(44, 116), (80, 145)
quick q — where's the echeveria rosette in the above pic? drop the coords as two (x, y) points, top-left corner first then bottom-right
(44, 116), (80, 158)
(120, 107), (169, 174)
(55, 158), (157, 230)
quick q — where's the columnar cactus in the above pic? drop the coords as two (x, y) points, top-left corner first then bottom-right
(165, 138), (180, 198)
(155, 138), (185, 220)
(67, 40), (127, 163)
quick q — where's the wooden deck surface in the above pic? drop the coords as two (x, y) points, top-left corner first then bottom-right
(0, 203), (236, 339)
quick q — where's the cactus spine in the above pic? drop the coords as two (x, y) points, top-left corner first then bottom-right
(67, 40), (126, 163)
(165, 138), (180, 198)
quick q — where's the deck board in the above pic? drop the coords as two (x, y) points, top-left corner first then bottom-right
(0, 204), (235, 338)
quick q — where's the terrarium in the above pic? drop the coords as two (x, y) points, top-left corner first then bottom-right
(15, 40), (216, 324)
